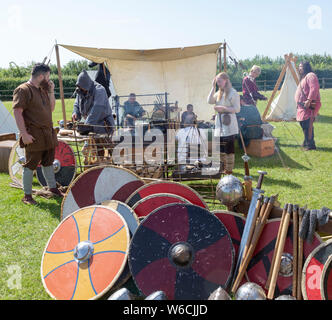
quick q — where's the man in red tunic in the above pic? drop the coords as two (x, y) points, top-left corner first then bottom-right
(294, 61), (321, 150)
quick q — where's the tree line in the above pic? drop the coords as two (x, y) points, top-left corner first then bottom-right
(1, 53), (332, 100)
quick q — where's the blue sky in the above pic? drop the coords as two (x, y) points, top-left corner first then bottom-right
(0, 0), (331, 68)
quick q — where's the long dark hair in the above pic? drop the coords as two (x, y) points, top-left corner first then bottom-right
(299, 61), (313, 79)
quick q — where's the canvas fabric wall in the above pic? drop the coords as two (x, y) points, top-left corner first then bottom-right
(265, 61), (299, 121)
(0, 100), (18, 136)
(60, 43), (221, 122)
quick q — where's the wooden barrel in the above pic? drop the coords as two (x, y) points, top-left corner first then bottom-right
(0, 140), (16, 173)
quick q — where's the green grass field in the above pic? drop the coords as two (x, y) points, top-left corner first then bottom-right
(0, 90), (332, 299)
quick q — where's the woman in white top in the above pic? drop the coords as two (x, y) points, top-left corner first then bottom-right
(207, 72), (240, 174)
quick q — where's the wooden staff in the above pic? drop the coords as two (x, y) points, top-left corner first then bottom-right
(267, 203), (292, 300)
(240, 194), (264, 267)
(55, 43), (67, 129)
(243, 176), (253, 201)
(231, 195), (277, 294)
(297, 207), (305, 300)
(265, 203), (288, 290)
(223, 42), (227, 72)
(292, 204), (299, 297)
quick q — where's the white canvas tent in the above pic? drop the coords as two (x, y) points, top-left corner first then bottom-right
(0, 100), (18, 137)
(262, 53), (300, 122)
(58, 43), (222, 122)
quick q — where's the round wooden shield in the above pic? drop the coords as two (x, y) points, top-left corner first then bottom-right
(101, 200), (139, 236)
(246, 218), (322, 296)
(125, 181), (208, 209)
(8, 140), (25, 186)
(128, 203), (235, 300)
(321, 254), (332, 300)
(132, 193), (190, 218)
(101, 200), (140, 291)
(36, 141), (76, 187)
(61, 165), (144, 221)
(212, 210), (249, 284)
(41, 205), (130, 300)
(302, 239), (332, 300)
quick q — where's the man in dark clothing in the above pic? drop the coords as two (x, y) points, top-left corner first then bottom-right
(72, 70), (115, 159)
(88, 61), (112, 98)
(180, 104), (197, 127)
(12, 63), (63, 205)
(72, 70), (115, 134)
(122, 93), (146, 128)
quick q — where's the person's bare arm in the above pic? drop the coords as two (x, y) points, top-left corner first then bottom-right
(13, 108), (35, 145)
(48, 80), (56, 112)
(214, 105), (228, 113)
(207, 77), (217, 104)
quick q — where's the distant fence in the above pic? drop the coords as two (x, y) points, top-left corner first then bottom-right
(0, 87), (77, 101)
(232, 78), (332, 92)
(1, 78), (332, 101)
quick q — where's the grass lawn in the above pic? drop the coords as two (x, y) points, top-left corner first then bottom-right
(0, 90), (332, 299)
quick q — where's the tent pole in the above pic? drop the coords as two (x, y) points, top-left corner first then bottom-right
(55, 43), (67, 129)
(287, 53), (300, 85)
(218, 47), (222, 73)
(223, 42), (227, 72)
(293, 55), (301, 78)
(262, 54), (289, 120)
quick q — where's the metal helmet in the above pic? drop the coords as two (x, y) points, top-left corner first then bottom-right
(208, 286), (231, 300)
(145, 291), (167, 300)
(235, 282), (267, 300)
(107, 288), (135, 300)
(216, 175), (244, 207)
(275, 295), (296, 300)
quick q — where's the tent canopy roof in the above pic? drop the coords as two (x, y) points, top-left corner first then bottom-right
(58, 42), (221, 122)
(59, 43), (222, 62)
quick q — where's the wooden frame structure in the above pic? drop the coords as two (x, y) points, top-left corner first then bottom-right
(262, 53), (300, 121)
(218, 41), (227, 73)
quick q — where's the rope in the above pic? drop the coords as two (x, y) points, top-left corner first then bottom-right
(281, 121), (313, 167)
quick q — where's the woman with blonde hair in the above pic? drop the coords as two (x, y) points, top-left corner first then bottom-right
(207, 72), (240, 174)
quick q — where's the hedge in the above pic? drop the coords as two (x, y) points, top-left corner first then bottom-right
(1, 66), (332, 101)
(0, 75), (77, 100)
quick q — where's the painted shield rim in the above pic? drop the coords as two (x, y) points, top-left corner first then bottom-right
(100, 200), (139, 292)
(36, 140), (77, 187)
(131, 193), (191, 217)
(242, 218), (322, 297)
(60, 164), (144, 220)
(101, 199), (140, 234)
(8, 140), (25, 187)
(125, 181), (208, 209)
(41, 205), (130, 300)
(211, 210), (249, 283)
(128, 203), (235, 299)
(321, 254), (332, 300)
(302, 238), (332, 300)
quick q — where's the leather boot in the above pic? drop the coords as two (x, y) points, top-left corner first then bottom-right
(49, 188), (65, 198)
(223, 153), (235, 174)
(22, 194), (38, 205)
(220, 153), (226, 173)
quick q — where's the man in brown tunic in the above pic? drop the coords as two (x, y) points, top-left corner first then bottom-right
(13, 63), (63, 205)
